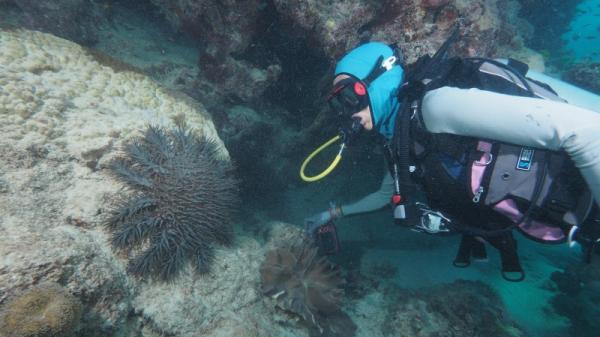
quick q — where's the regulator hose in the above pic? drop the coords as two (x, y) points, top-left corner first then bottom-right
(300, 135), (345, 182)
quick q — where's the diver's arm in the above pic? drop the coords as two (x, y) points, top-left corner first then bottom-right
(341, 171), (394, 216)
(495, 60), (600, 112)
(421, 86), (600, 205)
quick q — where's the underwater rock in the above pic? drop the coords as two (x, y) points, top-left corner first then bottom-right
(149, 0), (264, 55)
(218, 104), (301, 201)
(0, 172), (7, 194)
(550, 258), (600, 337)
(272, 0), (376, 61)
(0, 283), (82, 337)
(7, 0), (107, 45)
(150, 0), (282, 103)
(421, 0), (451, 9)
(0, 29), (227, 336)
(271, 0), (530, 62)
(198, 54), (282, 103)
(132, 237), (264, 337)
(564, 63), (600, 95)
(222, 105), (265, 143)
(381, 280), (525, 337)
(370, 0), (528, 63)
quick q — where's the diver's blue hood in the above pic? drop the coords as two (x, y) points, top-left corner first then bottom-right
(335, 42), (404, 139)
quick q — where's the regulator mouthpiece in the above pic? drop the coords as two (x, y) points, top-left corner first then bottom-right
(340, 117), (363, 146)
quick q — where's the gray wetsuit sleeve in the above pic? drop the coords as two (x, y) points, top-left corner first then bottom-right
(341, 171), (394, 216)
(421, 87), (600, 206)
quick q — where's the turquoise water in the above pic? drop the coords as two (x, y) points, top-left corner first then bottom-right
(563, 0), (600, 62)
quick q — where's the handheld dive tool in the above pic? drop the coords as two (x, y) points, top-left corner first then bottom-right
(313, 220), (340, 255)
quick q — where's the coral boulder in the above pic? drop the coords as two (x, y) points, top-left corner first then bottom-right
(0, 283), (82, 337)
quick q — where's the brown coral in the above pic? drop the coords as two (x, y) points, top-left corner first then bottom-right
(260, 241), (353, 335)
(0, 283), (82, 337)
(382, 280), (525, 337)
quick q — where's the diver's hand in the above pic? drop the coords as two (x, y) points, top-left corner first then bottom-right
(304, 203), (343, 236)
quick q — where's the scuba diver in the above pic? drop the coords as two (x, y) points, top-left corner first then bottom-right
(302, 30), (600, 281)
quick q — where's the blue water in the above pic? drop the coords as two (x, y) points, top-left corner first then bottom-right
(562, 0), (600, 62)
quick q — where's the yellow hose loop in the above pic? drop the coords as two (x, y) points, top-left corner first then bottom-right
(300, 135), (344, 182)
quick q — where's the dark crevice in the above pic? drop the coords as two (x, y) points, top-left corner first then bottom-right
(0, 0), (25, 30)
(240, 1), (331, 128)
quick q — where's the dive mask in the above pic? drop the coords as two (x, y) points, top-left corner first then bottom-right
(328, 77), (370, 144)
(327, 77), (370, 118)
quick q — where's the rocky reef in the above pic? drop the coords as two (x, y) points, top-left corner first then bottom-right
(148, 0), (282, 105)
(564, 63), (600, 95)
(550, 258), (600, 337)
(381, 280), (524, 337)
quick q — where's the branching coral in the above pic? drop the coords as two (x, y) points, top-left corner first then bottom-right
(105, 124), (239, 281)
(0, 283), (82, 337)
(260, 241), (355, 336)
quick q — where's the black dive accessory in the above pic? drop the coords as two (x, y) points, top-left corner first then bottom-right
(313, 220), (340, 255)
(328, 77), (370, 145)
(569, 206), (600, 263)
(339, 117), (363, 146)
(328, 77), (370, 118)
(384, 142), (417, 226)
